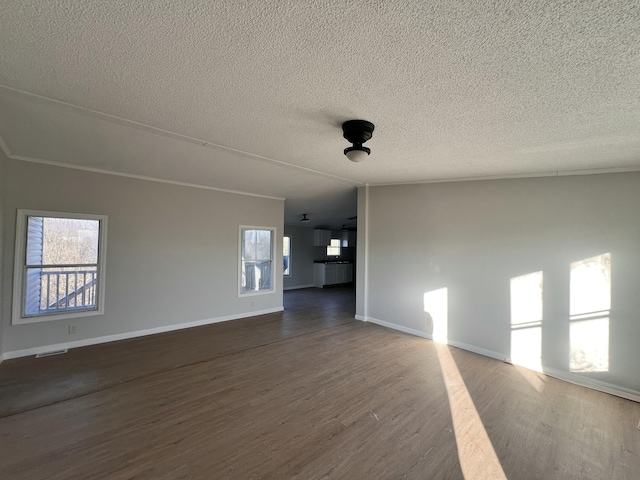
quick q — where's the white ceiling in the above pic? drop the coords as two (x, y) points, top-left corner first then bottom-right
(1, 1), (639, 229)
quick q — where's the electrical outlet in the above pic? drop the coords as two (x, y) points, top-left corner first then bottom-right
(250, 301), (255, 307)
(425, 314), (433, 328)
(68, 325), (76, 335)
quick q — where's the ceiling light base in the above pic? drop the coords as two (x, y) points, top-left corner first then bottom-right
(342, 120), (375, 145)
(342, 120), (375, 162)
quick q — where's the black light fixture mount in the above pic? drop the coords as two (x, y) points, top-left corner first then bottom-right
(300, 213), (310, 223)
(342, 119), (375, 162)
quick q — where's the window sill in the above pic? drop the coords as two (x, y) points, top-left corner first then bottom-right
(12, 308), (104, 325)
(238, 289), (275, 298)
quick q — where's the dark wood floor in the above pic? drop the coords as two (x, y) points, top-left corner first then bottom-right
(1, 286), (639, 479)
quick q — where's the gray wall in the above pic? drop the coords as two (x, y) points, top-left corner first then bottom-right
(362, 173), (640, 396)
(1, 154), (284, 355)
(283, 225), (314, 290)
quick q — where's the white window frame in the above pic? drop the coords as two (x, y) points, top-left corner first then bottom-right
(12, 209), (108, 325)
(238, 225), (276, 297)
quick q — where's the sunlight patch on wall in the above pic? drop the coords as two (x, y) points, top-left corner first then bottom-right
(570, 318), (609, 373)
(424, 288), (448, 343)
(569, 253), (611, 373)
(435, 343), (507, 480)
(510, 271), (543, 372)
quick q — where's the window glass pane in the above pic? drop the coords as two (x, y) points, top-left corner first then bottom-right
(26, 217), (44, 265)
(256, 230), (272, 260)
(243, 229), (257, 261)
(32, 217), (100, 265)
(327, 238), (341, 256)
(256, 261), (272, 289)
(283, 236), (291, 276)
(283, 236), (290, 256)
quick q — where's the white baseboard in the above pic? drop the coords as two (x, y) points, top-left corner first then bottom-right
(445, 338), (507, 362)
(542, 367), (640, 403)
(283, 284), (315, 291)
(364, 315), (433, 340)
(2, 306), (284, 360)
(360, 315), (640, 403)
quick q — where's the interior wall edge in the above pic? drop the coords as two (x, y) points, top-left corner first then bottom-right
(355, 185), (368, 319)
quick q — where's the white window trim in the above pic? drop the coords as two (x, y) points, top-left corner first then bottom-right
(12, 209), (108, 325)
(238, 225), (276, 297)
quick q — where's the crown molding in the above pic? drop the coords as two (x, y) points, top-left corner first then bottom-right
(0, 84), (361, 187)
(0, 135), (286, 201)
(367, 166), (640, 188)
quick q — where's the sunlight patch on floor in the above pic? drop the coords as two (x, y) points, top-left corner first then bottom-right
(512, 364), (546, 393)
(435, 343), (507, 480)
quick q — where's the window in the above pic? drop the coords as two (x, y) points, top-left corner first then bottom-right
(12, 210), (107, 324)
(327, 238), (341, 257)
(283, 236), (291, 276)
(239, 226), (275, 295)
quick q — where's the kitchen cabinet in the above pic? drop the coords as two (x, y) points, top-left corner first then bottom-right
(313, 229), (332, 246)
(341, 230), (357, 247)
(325, 265), (336, 285)
(313, 263), (354, 287)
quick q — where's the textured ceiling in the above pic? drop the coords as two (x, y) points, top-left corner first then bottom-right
(1, 1), (639, 228)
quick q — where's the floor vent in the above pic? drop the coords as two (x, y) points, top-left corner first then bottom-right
(35, 349), (68, 358)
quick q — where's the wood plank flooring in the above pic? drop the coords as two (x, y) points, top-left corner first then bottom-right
(1, 286), (639, 479)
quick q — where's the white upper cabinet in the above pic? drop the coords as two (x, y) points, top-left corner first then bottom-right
(341, 230), (357, 247)
(313, 229), (332, 246)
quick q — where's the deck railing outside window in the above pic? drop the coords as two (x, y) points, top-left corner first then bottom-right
(34, 267), (98, 313)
